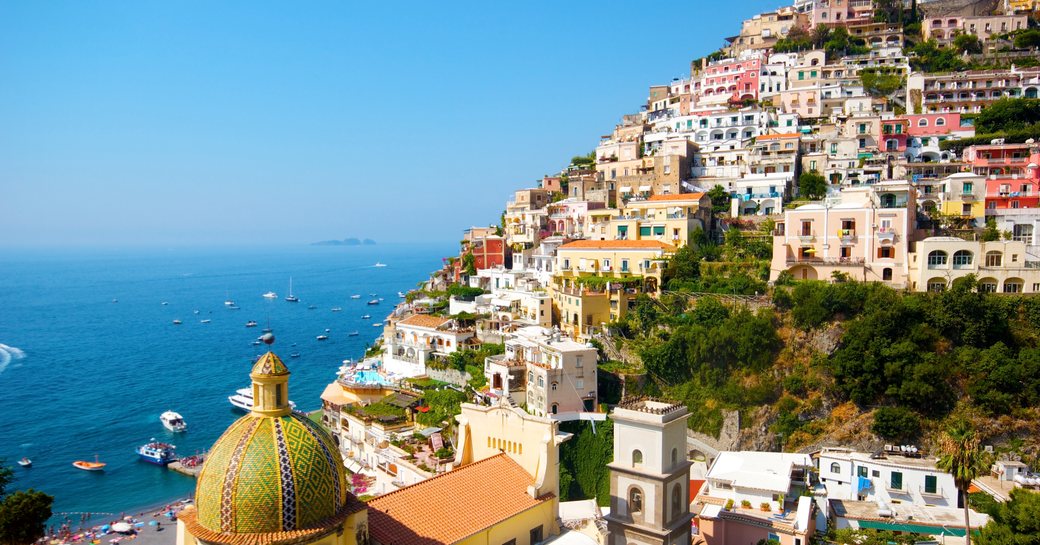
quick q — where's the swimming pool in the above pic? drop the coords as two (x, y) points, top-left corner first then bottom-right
(350, 370), (391, 385)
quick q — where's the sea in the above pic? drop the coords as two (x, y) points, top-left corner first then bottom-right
(0, 243), (451, 526)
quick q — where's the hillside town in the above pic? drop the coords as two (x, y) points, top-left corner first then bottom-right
(165, 1), (1040, 545)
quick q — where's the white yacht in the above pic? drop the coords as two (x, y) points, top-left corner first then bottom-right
(262, 291), (277, 299)
(228, 387), (296, 412)
(160, 410), (187, 432)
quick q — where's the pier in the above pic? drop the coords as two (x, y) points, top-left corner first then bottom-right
(168, 453), (205, 478)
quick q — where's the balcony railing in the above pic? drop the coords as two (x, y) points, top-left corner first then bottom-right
(877, 230), (897, 243)
(787, 257), (866, 266)
(798, 234), (815, 243)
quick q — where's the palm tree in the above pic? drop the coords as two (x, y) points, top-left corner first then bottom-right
(936, 420), (984, 545)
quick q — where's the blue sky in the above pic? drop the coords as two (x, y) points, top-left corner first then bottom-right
(0, 1), (781, 247)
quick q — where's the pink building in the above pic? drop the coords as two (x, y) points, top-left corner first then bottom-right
(695, 57), (761, 105)
(812, 0), (875, 27)
(964, 143), (1040, 210)
(879, 118), (909, 153)
(902, 113), (961, 137)
(546, 199), (606, 238)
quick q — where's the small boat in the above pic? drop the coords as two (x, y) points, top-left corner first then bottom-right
(73, 455), (106, 472)
(361, 315), (371, 320)
(324, 328), (331, 332)
(246, 320), (258, 327)
(331, 307), (342, 312)
(229, 387), (296, 412)
(367, 300), (379, 305)
(262, 327), (273, 333)
(200, 319), (211, 324)
(228, 305), (240, 310)
(193, 309), (200, 314)
(161, 301), (169, 305)
(348, 331), (359, 337)
(368, 293), (377, 297)
(225, 290), (236, 307)
(112, 299), (118, 303)
(350, 294), (361, 299)
(290, 352), (300, 358)
(252, 340), (262, 346)
(316, 335), (329, 341)
(172, 319), (182, 325)
(262, 291), (277, 299)
(373, 322), (383, 327)
(160, 411), (187, 432)
(285, 277), (299, 303)
(378, 298), (384, 302)
(17, 458), (31, 468)
(374, 262), (387, 268)
(136, 441), (177, 465)
(307, 304), (317, 309)
(398, 292), (406, 298)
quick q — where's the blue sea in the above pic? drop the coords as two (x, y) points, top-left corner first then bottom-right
(0, 243), (450, 525)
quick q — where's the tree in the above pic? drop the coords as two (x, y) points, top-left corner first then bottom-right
(0, 489), (53, 545)
(976, 489), (1040, 544)
(937, 420), (985, 545)
(798, 170), (827, 200)
(872, 407), (921, 442)
(707, 185), (730, 214)
(1014, 28), (1040, 50)
(0, 464), (10, 498)
(461, 252), (476, 276)
(861, 68), (905, 99)
(953, 33), (983, 54)
(975, 98), (1040, 134)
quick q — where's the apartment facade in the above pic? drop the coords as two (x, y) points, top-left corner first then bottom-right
(907, 237), (1040, 293)
(382, 315), (476, 377)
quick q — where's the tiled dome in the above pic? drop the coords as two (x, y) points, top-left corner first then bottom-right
(192, 353), (350, 535)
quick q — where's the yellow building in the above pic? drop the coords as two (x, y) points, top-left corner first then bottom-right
(551, 240), (674, 338)
(612, 193), (711, 247)
(367, 402), (571, 545)
(177, 351), (368, 545)
(939, 172), (986, 226)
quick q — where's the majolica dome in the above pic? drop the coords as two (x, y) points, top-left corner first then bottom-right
(189, 352), (353, 536)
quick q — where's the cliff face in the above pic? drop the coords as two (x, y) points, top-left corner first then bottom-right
(919, 0), (1000, 17)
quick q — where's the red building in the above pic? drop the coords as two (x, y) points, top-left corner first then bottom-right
(879, 118), (910, 152)
(965, 143), (1040, 210)
(454, 234), (510, 280)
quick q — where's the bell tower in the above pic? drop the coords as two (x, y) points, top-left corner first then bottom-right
(605, 398), (692, 545)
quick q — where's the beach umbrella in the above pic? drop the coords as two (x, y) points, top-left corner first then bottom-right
(134, 522), (144, 527)
(148, 521), (158, 526)
(111, 522), (133, 533)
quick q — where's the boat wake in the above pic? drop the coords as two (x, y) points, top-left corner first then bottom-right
(0, 344), (26, 376)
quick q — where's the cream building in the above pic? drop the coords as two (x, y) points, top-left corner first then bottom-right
(770, 182), (915, 286)
(382, 314), (476, 377)
(612, 193), (711, 246)
(907, 237), (1040, 293)
(938, 172), (987, 226)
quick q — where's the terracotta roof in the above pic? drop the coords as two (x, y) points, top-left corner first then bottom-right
(368, 454), (553, 545)
(398, 314), (452, 329)
(177, 498), (366, 545)
(646, 193), (705, 202)
(559, 240), (675, 251)
(757, 133), (800, 140)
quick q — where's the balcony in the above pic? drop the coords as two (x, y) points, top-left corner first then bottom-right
(798, 234), (816, 244)
(920, 486), (945, 498)
(839, 230), (857, 245)
(877, 229), (897, 243)
(787, 257), (866, 266)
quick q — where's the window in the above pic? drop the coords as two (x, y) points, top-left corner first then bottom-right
(927, 250), (948, 267)
(551, 403), (558, 414)
(1004, 280), (1023, 293)
(632, 450), (643, 467)
(621, 259), (629, 272)
(653, 226), (665, 236)
(576, 379), (584, 389)
(629, 488), (643, 514)
(551, 382), (558, 391)
(576, 355), (583, 368)
(952, 250), (973, 268)
(672, 484), (683, 519)
(962, 204), (972, 215)
(537, 376), (544, 387)
(919, 118), (929, 127)
(928, 279), (947, 292)
(639, 226), (651, 237)
(602, 259), (610, 270)
(671, 448), (678, 466)
(878, 247), (894, 259)
(857, 466), (868, 478)
(891, 471), (903, 490)
(530, 525), (544, 545)
(831, 462), (841, 473)
(962, 182), (973, 193)
(936, 117), (946, 126)
(924, 475), (937, 494)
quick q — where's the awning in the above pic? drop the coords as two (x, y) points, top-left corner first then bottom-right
(700, 504), (722, 519)
(344, 459), (363, 473)
(321, 383), (351, 406)
(638, 185), (652, 192)
(620, 186), (632, 193)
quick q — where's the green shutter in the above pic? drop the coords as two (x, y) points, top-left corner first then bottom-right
(639, 226), (651, 237)
(653, 226), (665, 235)
(924, 475), (937, 494)
(891, 472), (903, 490)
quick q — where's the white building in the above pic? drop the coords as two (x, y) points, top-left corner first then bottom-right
(817, 447), (957, 508)
(382, 314), (476, 377)
(703, 451), (814, 512)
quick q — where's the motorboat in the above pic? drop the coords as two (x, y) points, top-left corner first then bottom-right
(161, 301), (169, 305)
(348, 331), (359, 336)
(200, 319), (211, 324)
(17, 458), (31, 468)
(112, 299), (118, 303)
(160, 410), (187, 432)
(398, 292), (406, 298)
(368, 293), (377, 297)
(285, 277), (299, 303)
(361, 315), (371, 320)
(225, 290), (236, 307)
(350, 294), (361, 299)
(324, 328), (331, 332)
(262, 291), (277, 299)
(252, 340), (262, 346)
(316, 335), (329, 341)
(373, 322), (383, 327)
(290, 352), (300, 358)
(331, 307), (342, 312)
(374, 262), (387, 267)
(229, 387), (295, 412)
(193, 310), (200, 314)
(367, 300), (379, 305)
(246, 320), (258, 327)
(228, 305), (240, 310)
(172, 319), (182, 325)
(136, 441), (177, 465)
(308, 304), (317, 309)
(73, 456), (106, 471)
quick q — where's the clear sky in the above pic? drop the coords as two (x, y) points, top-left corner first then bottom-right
(0, 0), (782, 247)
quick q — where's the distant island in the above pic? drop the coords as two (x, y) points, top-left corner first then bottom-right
(311, 238), (376, 246)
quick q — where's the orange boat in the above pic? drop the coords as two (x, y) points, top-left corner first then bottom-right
(72, 455), (106, 471)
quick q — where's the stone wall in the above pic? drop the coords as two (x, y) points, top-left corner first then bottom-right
(425, 367), (472, 387)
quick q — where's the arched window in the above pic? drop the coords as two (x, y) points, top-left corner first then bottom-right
(927, 278), (947, 292)
(632, 450), (643, 467)
(936, 117), (946, 126)
(927, 250), (948, 268)
(985, 251), (1002, 267)
(671, 448), (679, 466)
(551, 382), (558, 391)
(672, 484), (683, 518)
(629, 488), (643, 515)
(551, 403), (559, 415)
(918, 118), (929, 127)
(953, 250), (974, 268)
(830, 462), (841, 473)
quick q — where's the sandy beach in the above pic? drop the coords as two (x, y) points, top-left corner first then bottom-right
(44, 501), (188, 545)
